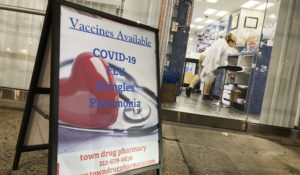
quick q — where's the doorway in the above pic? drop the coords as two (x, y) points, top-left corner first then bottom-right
(162, 0), (282, 127)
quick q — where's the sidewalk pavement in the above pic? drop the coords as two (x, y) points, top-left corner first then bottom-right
(1, 108), (300, 175)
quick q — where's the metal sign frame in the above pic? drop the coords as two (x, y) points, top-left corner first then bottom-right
(13, 1), (163, 174)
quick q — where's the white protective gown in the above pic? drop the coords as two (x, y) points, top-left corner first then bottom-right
(200, 39), (230, 83)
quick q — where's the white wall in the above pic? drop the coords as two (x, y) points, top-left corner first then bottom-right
(231, 8), (265, 44)
(185, 33), (198, 58)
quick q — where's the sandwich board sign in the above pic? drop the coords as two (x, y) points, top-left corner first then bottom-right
(13, 1), (163, 174)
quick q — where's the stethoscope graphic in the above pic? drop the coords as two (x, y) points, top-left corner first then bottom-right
(57, 58), (158, 136)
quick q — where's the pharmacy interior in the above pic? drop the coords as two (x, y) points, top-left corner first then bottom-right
(161, 0), (300, 129)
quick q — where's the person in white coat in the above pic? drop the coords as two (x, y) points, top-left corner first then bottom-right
(186, 33), (237, 100)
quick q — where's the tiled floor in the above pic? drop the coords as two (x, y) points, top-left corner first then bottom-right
(161, 90), (260, 123)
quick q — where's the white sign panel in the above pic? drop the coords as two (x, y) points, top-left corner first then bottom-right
(57, 6), (159, 175)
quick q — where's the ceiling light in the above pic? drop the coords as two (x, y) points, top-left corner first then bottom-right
(204, 9), (216, 15)
(206, 0), (218, 3)
(255, 3), (274, 10)
(241, 1), (260, 8)
(270, 14), (276, 19)
(189, 38), (194, 41)
(20, 49), (27, 53)
(194, 18), (204, 22)
(190, 24), (195, 28)
(216, 11), (228, 17)
(196, 26), (204, 29)
(205, 19), (214, 24)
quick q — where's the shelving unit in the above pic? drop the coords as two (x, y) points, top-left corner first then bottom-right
(196, 16), (230, 53)
(213, 46), (272, 115)
(234, 53), (253, 86)
(213, 51), (255, 109)
(163, 1), (179, 70)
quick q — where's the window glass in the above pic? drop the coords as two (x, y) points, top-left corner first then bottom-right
(0, 10), (44, 89)
(0, 0), (161, 90)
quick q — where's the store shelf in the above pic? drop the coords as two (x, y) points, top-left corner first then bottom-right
(236, 71), (250, 75)
(214, 52), (254, 111)
(231, 102), (245, 111)
(228, 51), (255, 57)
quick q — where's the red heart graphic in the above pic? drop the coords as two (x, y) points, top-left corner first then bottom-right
(59, 52), (119, 128)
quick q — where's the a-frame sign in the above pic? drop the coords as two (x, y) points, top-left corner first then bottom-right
(13, 1), (163, 174)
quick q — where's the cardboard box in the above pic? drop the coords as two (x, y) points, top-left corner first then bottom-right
(161, 83), (177, 103)
(162, 83), (177, 92)
(183, 72), (195, 84)
(230, 89), (247, 103)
